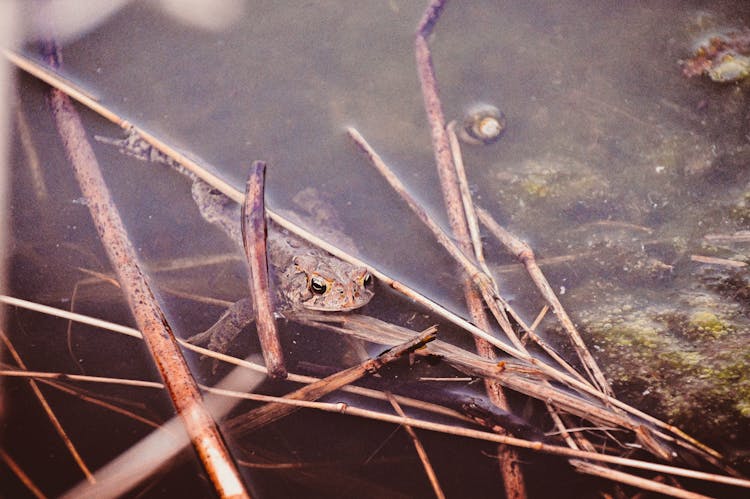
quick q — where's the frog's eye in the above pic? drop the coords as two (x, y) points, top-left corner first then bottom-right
(362, 273), (372, 287)
(309, 276), (329, 295)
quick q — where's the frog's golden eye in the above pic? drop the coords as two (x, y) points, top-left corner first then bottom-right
(362, 273), (372, 287)
(309, 276), (329, 295)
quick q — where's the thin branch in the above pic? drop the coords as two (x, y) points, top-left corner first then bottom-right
(241, 160), (285, 378)
(15, 104), (48, 201)
(29, 376), (162, 429)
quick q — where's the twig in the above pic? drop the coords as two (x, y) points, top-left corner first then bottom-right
(225, 328), (437, 436)
(241, 160), (285, 378)
(0, 328), (94, 483)
(0, 294), (142, 338)
(0, 368), (164, 389)
(387, 393), (446, 499)
(476, 206), (614, 397)
(40, 42), (249, 498)
(0, 448), (47, 499)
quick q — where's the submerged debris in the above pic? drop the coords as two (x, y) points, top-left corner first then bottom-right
(682, 29), (750, 82)
(458, 104), (506, 145)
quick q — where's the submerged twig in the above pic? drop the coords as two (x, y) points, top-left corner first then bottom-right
(241, 160), (285, 378)
(0, 448), (47, 499)
(0, 328), (94, 483)
(387, 393), (446, 499)
(40, 42), (248, 497)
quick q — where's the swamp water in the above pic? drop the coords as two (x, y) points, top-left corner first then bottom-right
(3, 1), (750, 497)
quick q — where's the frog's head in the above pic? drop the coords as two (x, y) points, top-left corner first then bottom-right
(288, 254), (374, 311)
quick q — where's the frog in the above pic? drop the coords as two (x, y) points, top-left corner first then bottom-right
(190, 180), (374, 313)
(95, 131), (374, 356)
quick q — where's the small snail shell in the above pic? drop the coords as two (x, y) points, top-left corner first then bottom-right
(458, 105), (506, 145)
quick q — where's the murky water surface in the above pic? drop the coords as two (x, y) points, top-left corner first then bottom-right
(4, 1), (750, 497)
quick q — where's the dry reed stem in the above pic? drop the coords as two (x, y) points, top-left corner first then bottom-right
(0, 369), (165, 389)
(0, 329), (94, 483)
(41, 42), (248, 497)
(226, 328), (436, 436)
(0, 448), (47, 499)
(386, 393), (446, 499)
(570, 461), (710, 499)
(241, 160), (285, 378)
(476, 206), (613, 397)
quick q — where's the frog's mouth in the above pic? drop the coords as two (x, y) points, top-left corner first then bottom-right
(301, 297), (372, 313)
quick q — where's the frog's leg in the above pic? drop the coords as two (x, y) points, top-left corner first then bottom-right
(187, 298), (254, 370)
